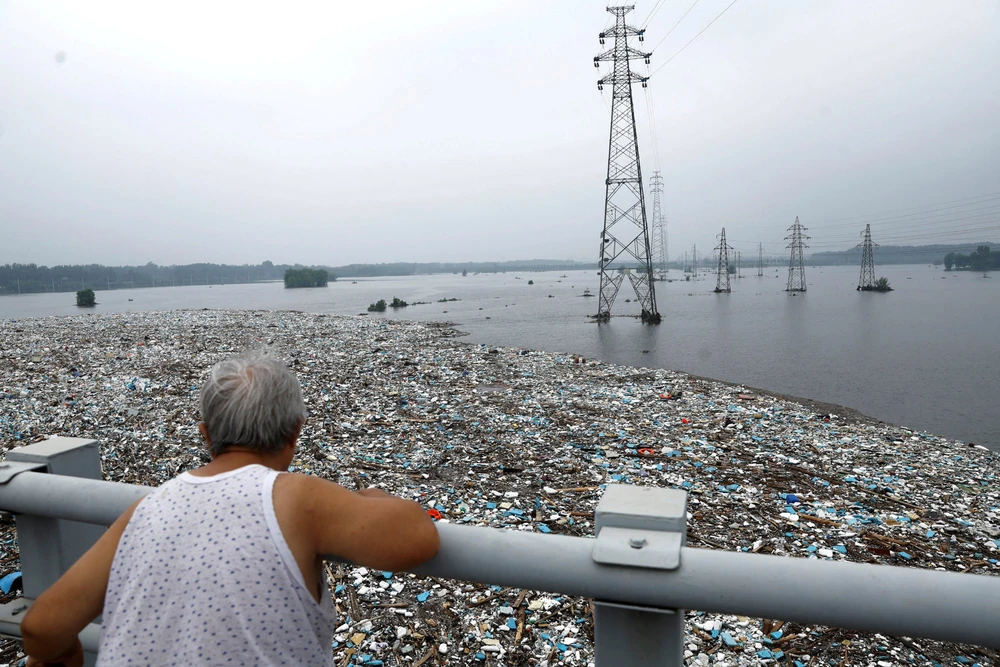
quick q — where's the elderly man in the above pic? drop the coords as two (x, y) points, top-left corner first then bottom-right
(22, 352), (440, 665)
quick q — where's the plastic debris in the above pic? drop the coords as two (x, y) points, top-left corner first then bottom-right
(0, 310), (996, 666)
(0, 571), (21, 594)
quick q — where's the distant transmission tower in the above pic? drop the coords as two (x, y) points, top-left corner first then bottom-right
(785, 216), (809, 292)
(649, 171), (667, 278)
(757, 242), (764, 277)
(714, 228), (734, 293)
(857, 223), (878, 291)
(692, 244), (698, 281)
(593, 6), (659, 323)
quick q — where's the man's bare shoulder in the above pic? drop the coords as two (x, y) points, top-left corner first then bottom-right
(274, 471), (350, 505)
(273, 471), (439, 570)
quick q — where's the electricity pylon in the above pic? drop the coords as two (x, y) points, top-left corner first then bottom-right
(593, 6), (659, 323)
(857, 223), (878, 290)
(692, 244), (697, 281)
(649, 171), (667, 278)
(785, 216), (809, 292)
(757, 242), (764, 277)
(714, 228), (734, 293)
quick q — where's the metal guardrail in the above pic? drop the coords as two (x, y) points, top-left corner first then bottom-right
(0, 438), (997, 666)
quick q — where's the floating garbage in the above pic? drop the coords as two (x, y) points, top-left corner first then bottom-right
(0, 310), (997, 666)
(0, 571), (21, 594)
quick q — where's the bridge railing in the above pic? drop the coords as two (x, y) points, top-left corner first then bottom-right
(0, 438), (997, 666)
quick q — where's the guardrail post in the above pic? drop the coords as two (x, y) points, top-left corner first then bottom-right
(7, 437), (105, 665)
(591, 485), (687, 667)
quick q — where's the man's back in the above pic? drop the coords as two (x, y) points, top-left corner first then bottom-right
(98, 464), (336, 666)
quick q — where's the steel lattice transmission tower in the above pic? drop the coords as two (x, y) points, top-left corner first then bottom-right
(714, 227), (734, 293)
(785, 216), (809, 292)
(857, 223), (879, 291)
(593, 6), (659, 323)
(649, 171), (668, 277)
(757, 242), (764, 277)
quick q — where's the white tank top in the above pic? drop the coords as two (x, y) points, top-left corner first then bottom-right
(98, 464), (336, 666)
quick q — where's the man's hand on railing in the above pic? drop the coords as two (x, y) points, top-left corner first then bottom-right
(25, 637), (84, 667)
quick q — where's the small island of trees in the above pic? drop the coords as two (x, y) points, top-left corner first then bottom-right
(76, 288), (96, 307)
(283, 268), (331, 288)
(858, 277), (893, 292)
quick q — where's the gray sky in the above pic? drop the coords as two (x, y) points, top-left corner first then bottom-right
(1, 1), (998, 266)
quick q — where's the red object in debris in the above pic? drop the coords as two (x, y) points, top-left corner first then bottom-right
(681, 418), (690, 424)
(659, 393), (671, 400)
(427, 509), (442, 520)
(638, 448), (655, 456)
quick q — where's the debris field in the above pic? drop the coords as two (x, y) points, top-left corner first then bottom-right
(0, 310), (997, 667)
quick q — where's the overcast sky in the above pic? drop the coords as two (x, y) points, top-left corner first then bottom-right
(1, 1), (997, 266)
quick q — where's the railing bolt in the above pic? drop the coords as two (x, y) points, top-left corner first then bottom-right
(629, 537), (647, 549)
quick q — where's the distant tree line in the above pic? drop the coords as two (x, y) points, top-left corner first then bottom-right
(809, 242), (999, 266)
(283, 268), (331, 288)
(944, 246), (997, 271)
(0, 261), (326, 296)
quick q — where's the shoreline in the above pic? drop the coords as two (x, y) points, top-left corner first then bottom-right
(0, 310), (997, 665)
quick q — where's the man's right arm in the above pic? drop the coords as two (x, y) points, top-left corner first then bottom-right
(287, 475), (440, 572)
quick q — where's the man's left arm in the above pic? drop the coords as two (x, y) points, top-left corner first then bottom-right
(22, 500), (141, 662)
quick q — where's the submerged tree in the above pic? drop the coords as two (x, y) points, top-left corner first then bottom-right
(872, 277), (892, 292)
(76, 289), (96, 307)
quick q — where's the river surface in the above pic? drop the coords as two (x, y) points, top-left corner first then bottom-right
(1, 265), (997, 450)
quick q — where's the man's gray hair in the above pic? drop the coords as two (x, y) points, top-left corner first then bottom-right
(199, 352), (306, 456)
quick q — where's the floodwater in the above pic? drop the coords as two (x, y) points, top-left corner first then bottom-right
(1, 265), (997, 450)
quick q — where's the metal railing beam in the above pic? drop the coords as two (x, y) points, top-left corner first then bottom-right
(420, 523), (999, 648)
(0, 471), (997, 649)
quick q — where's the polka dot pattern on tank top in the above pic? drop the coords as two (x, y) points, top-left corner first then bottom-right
(98, 465), (335, 666)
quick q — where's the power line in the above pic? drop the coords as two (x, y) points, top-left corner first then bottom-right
(806, 199), (1000, 231)
(724, 198), (1000, 248)
(807, 190), (1000, 226)
(727, 222), (1000, 258)
(687, 191), (1000, 257)
(641, 0), (670, 28)
(648, 0), (702, 54)
(800, 218), (1000, 248)
(649, 0), (741, 76)
(804, 215), (1000, 242)
(642, 83), (660, 171)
